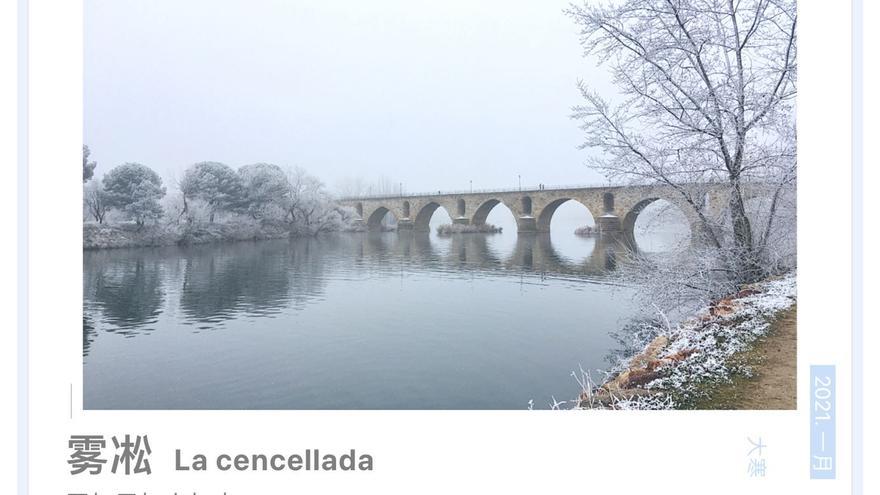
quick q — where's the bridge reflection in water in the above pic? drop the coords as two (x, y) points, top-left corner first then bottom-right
(357, 231), (625, 277)
(83, 232), (633, 342)
(83, 231), (655, 409)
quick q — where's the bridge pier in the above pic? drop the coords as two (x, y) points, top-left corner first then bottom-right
(596, 214), (622, 235)
(397, 219), (414, 230)
(452, 217), (470, 225)
(516, 216), (537, 233)
(351, 218), (366, 230)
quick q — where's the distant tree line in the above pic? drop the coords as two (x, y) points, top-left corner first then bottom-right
(83, 147), (357, 235)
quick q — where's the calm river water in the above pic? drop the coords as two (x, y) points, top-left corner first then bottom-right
(83, 226), (681, 409)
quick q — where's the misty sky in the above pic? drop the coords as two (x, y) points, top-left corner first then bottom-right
(84, 0), (618, 195)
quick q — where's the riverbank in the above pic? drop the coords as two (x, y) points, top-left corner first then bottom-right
(84, 222), (295, 250)
(693, 305), (796, 409)
(576, 272), (797, 410)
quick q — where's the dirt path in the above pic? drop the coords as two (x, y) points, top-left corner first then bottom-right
(696, 305), (797, 410)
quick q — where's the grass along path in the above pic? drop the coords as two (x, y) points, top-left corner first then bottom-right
(694, 305), (797, 410)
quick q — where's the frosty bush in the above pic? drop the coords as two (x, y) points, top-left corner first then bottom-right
(573, 225), (595, 236)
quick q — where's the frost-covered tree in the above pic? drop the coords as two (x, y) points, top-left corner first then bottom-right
(282, 166), (316, 226)
(567, 0), (796, 287)
(334, 176), (369, 198)
(281, 166), (345, 235)
(84, 180), (109, 224)
(237, 163), (290, 220)
(179, 162), (243, 222)
(102, 162), (166, 227)
(334, 174), (400, 198)
(83, 145), (97, 183)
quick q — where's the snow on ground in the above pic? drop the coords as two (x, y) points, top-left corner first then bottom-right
(577, 273), (797, 410)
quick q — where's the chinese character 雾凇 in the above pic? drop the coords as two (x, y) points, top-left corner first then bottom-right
(68, 435), (107, 475)
(111, 434), (152, 475)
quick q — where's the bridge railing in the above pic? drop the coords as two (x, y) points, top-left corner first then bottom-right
(334, 179), (750, 201)
(335, 182), (628, 201)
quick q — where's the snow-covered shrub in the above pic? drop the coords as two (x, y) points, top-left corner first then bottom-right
(574, 225), (596, 236)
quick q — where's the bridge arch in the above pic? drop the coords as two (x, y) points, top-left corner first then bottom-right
(622, 198), (693, 251)
(536, 198), (598, 233)
(414, 202), (452, 232)
(470, 198), (519, 233)
(471, 199), (504, 225)
(366, 206), (397, 231)
(622, 198), (656, 237)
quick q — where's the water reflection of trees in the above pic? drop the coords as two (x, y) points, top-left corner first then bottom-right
(83, 315), (96, 358)
(83, 250), (165, 336)
(83, 232), (634, 351)
(179, 240), (326, 326)
(84, 239), (335, 347)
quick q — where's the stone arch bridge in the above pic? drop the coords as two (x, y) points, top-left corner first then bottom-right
(339, 183), (762, 239)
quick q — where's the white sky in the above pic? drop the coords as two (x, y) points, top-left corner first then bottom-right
(84, 0), (616, 194)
